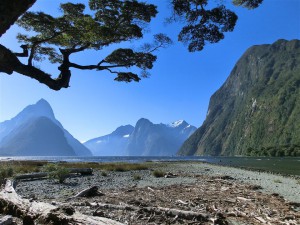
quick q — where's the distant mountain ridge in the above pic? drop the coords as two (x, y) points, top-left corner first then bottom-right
(0, 99), (92, 156)
(84, 118), (196, 156)
(179, 39), (300, 156)
(84, 125), (134, 156)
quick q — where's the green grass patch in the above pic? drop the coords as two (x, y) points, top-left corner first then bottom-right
(0, 160), (47, 175)
(0, 161), (149, 177)
(97, 163), (148, 172)
(0, 164), (14, 184)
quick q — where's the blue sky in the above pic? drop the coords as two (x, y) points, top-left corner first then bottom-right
(0, 0), (299, 142)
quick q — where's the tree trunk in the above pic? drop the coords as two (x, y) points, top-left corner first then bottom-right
(0, 180), (123, 225)
(0, 44), (69, 90)
(0, 0), (36, 37)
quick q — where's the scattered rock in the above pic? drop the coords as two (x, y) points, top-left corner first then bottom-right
(164, 172), (178, 178)
(0, 216), (14, 225)
(249, 184), (263, 190)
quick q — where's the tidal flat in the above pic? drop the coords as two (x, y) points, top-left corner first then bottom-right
(1, 161), (300, 224)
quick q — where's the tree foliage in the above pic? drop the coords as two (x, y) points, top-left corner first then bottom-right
(170, 0), (262, 52)
(14, 0), (172, 89)
(0, 0), (263, 90)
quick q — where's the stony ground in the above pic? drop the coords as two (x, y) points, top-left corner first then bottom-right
(7, 162), (300, 224)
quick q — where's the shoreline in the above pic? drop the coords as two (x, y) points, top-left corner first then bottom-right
(12, 160), (300, 203)
(1, 160), (300, 224)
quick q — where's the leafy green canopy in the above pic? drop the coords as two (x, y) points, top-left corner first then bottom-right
(15, 0), (171, 88)
(0, 0), (263, 90)
(170, 0), (262, 52)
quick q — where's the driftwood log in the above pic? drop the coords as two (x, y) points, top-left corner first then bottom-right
(0, 179), (123, 225)
(14, 168), (93, 180)
(93, 202), (209, 221)
(69, 186), (104, 200)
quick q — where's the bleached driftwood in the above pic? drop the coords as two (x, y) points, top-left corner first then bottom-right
(14, 168), (93, 181)
(71, 186), (104, 199)
(0, 179), (123, 225)
(69, 168), (93, 175)
(93, 202), (209, 221)
(14, 172), (48, 180)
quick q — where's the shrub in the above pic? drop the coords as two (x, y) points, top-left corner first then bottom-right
(101, 171), (108, 177)
(133, 174), (141, 180)
(43, 163), (70, 184)
(152, 170), (165, 178)
(273, 179), (282, 183)
(0, 166), (14, 184)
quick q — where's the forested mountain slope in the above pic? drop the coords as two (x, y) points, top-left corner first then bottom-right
(179, 39), (300, 156)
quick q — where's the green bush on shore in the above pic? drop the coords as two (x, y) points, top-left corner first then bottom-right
(42, 163), (70, 184)
(152, 170), (165, 178)
(0, 165), (14, 184)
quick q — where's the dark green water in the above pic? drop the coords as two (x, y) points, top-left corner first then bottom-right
(205, 157), (300, 176)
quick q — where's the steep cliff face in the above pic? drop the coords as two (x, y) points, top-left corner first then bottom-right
(179, 39), (300, 156)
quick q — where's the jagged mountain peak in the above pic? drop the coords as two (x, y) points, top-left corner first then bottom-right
(18, 98), (55, 121)
(0, 99), (92, 156)
(84, 118), (196, 156)
(136, 118), (153, 126)
(168, 120), (188, 128)
(36, 98), (51, 107)
(111, 125), (134, 136)
(126, 118), (196, 156)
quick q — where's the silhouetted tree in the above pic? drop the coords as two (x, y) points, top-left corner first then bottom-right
(0, 0), (263, 90)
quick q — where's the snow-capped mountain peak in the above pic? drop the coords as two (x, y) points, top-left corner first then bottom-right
(168, 120), (187, 128)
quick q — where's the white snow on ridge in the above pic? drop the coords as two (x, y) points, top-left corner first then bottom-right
(168, 120), (184, 128)
(123, 134), (130, 138)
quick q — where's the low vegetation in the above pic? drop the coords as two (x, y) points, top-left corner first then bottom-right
(0, 164), (14, 184)
(101, 171), (108, 177)
(273, 179), (282, 183)
(42, 163), (70, 184)
(133, 174), (142, 181)
(97, 163), (148, 172)
(152, 170), (165, 178)
(0, 161), (148, 178)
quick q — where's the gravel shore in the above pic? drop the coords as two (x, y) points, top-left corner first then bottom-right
(2, 161), (299, 224)
(16, 161), (300, 203)
(152, 161), (300, 203)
